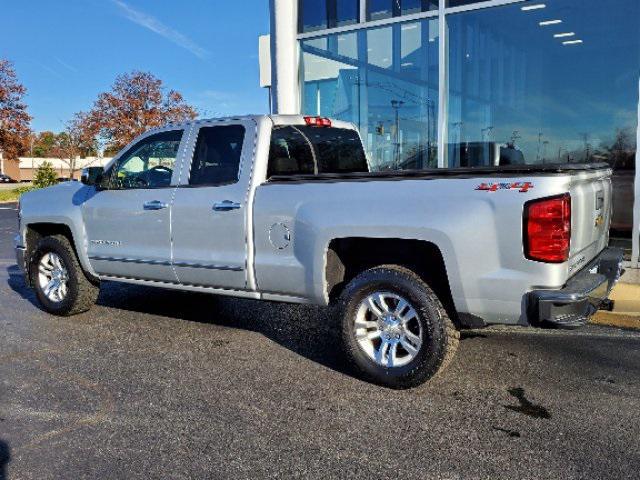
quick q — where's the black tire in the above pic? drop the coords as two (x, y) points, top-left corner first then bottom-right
(29, 234), (99, 316)
(337, 265), (459, 389)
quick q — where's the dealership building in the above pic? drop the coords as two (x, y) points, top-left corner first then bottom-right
(267, 0), (640, 266)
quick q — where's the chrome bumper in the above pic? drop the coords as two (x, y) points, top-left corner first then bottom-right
(527, 247), (624, 328)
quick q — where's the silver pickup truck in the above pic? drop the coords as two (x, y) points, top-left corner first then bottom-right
(15, 115), (623, 389)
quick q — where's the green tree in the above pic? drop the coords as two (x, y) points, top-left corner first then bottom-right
(33, 161), (58, 188)
(32, 131), (57, 157)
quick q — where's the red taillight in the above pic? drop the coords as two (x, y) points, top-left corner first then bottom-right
(524, 194), (571, 263)
(303, 116), (332, 127)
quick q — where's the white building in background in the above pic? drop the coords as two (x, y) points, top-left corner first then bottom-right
(17, 156), (111, 181)
(267, 0), (640, 267)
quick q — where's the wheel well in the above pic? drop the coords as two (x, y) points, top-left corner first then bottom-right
(326, 238), (460, 326)
(26, 223), (75, 253)
(24, 223), (98, 286)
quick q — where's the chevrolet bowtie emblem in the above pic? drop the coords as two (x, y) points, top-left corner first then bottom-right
(595, 215), (605, 227)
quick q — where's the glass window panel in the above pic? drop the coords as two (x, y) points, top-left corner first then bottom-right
(446, 0), (481, 6)
(301, 33), (360, 123)
(268, 127), (316, 177)
(299, 0), (328, 33)
(336, 0), (359, 26)
(190, 126), (246, 186)
(110, 131), (182, 189)
(368, 0), (394, 21)
(402, 0), (438, 15)
(367, 27), (393, 69)
(447, 0), (640, 183)
(297, 126), (369, 174)
(302, 18), (440, 171)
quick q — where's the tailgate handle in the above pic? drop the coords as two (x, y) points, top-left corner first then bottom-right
(595, 191), (605, 210)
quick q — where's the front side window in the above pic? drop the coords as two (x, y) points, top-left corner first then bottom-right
(189, 125), (246, 186)
(108, 130), (183, 190)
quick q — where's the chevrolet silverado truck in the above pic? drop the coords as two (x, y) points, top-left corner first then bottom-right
(15, 115), (623, 389)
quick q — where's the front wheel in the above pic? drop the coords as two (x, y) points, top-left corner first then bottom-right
(337, 265), (459, 389)
(29, 235), (99, 316)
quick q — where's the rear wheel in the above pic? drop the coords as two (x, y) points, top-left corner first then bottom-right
(29, 235), (99, 316)
(337, 265), (459, 389)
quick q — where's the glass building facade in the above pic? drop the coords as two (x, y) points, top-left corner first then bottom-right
(300, 0), (639, 171)
(295, 0), (640, 242)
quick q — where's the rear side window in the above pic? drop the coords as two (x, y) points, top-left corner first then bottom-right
(268, 126), (316, 177)
(297, 126), (368, 174)
(267, 125), (368, 177)
(190, 125), (246, 186)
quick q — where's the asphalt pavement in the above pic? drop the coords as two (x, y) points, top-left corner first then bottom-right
(1, 205), (639, 479)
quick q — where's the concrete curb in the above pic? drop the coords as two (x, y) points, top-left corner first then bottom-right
(591, 312), (640, 330)
(591, 279), (640, 330)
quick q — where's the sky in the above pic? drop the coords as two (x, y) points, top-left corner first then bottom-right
(1, 0), (271, 133)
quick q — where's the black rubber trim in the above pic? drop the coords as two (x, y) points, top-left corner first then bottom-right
(173, 262), (243, 272)
(266, 163), (611, 184)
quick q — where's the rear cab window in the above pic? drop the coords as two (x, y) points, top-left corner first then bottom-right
(268, 125), (368, 178)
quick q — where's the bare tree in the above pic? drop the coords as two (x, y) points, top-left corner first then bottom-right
(50, 112), (98, 179)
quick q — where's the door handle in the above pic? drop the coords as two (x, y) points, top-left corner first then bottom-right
(143, 200), (169, 211)
(213, 200), (241, 212)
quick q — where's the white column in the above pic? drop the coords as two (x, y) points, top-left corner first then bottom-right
(270, 0), (300, 115)
(632, 78), (640, 267)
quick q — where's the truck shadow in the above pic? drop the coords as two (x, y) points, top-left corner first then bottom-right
(6, 269), (353, 379)
(97, 281), (354, 377)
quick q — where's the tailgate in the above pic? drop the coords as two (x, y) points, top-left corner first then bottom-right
(568, 168), (613, 274)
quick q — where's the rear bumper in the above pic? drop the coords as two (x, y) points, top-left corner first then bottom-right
(527, 247), (624, 328)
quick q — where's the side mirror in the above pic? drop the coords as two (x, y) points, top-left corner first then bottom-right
(81, 167), (104, 187)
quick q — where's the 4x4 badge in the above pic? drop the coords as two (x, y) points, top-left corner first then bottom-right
(476, 182), (534, 193)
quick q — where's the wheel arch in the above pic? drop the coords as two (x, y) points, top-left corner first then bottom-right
(24, 222), (98, 286)
(325, 237), (466, 328)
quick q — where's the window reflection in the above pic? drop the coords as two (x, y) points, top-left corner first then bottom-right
(302, 19), (439, 170)
(299, 0), (328, 32)
(336, 0), (360, 27)
(447, 0), (639, 173)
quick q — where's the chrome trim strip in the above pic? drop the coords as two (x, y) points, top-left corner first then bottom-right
(89, 256), (243, 272)
(89, 256), (172, 267)
(173, 262), (244, 272)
